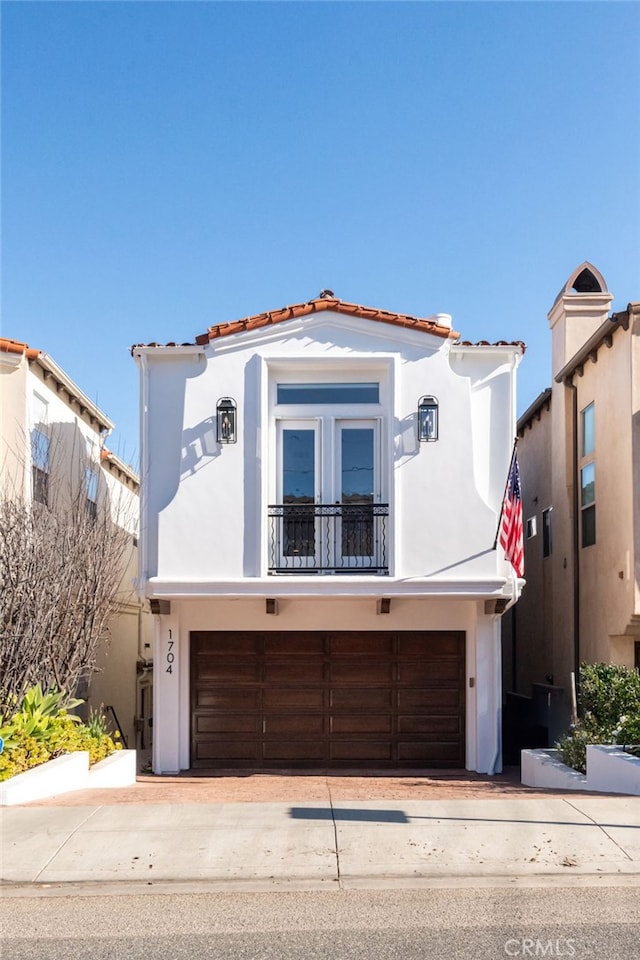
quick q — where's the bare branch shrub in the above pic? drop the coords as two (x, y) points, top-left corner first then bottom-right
(0, 436), (135, 723)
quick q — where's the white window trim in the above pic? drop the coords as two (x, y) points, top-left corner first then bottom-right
(261, 356), (395, 577)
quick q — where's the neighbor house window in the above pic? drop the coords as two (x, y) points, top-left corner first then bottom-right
(526, 517), (537, 539)
(581, 402), (595, 457)
(31, 428), (50, 505)
(580, 402), (596, 547)
(542, 507), (553, 557)
(85, 467), (99, 521)
(580, 462), (596, 547)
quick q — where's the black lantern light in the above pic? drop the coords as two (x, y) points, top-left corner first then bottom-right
(418, 396), (439, 442)
(216, 397), (237, 444)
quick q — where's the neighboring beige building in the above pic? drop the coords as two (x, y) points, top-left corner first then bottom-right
(0, 337), (153, 750)
(503, 264), (640, 743)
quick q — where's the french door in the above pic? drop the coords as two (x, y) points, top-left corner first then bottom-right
(275, 419), (380, 572)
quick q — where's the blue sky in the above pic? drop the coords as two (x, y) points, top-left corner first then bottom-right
(3, 1), (639, 468)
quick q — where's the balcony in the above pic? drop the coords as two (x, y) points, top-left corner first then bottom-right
(268, 502), (389, 575)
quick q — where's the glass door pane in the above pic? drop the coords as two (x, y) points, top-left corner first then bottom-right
(282, 427), (316, 559)
(339, 425), (375, 563)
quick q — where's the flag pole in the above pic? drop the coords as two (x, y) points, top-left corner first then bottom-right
(492, 438), (518, 550)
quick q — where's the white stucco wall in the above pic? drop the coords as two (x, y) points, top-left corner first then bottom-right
(136, 313), (520, 591)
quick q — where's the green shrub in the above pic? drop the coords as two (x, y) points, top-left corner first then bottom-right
(579, 663), (640, 731)
(557, 662), (640, 772)
(615, 713), (640, 747)
(556, 724), (608, 775)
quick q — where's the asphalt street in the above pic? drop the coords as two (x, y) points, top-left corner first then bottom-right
(1, 886), (639, 960)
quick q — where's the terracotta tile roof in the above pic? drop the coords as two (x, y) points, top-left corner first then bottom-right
(0, 337), (41, 361)
(194, 293), (460, 345)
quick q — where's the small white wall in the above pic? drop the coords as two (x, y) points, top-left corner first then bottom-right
(586, 745), (640, 795)
(473, 608), (503, 774)
(152, 610), (183, 774)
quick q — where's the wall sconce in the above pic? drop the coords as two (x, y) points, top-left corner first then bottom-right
(216, 398), (237, 444)
(418, 396), (439, 442)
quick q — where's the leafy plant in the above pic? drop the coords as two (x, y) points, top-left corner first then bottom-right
(615, 713), (640, 747)
(0, 683), (82, 749)
(579, 663), (640, 731)
(85, 705), (110, 739)
(557, 663), (640, 772)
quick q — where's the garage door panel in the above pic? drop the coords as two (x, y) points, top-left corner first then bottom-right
(398, 741), (464, 762)
(330, 741), (393, 761)
(265, 635), (324, 655)
(398, 689), (461, 710)
(398, 633), (463, 657)
(263, 741), (326, 761)
(196, 715), (259, 734)
(192, 633), (260, 655)
(265, 715), (325, 734)
(194, 740), (260, 762)
(264, 660), (325, 682)
(196, 689), (261, 710)
(397, 661), (461, 682)
(329, 635), (393, 655)
(331, 715), (393, 734)
(330, 688), (392, 709)
(191, 631), (465, 769)
(197, 661), (260, 682)
(397, 716), (461, 734)
(264, 687), (325, 709)
(331, 659), (393, 682)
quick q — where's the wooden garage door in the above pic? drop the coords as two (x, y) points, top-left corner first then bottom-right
(190, 631), (465, 768)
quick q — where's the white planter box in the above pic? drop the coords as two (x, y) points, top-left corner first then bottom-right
(521, 745), (640, 795)
(87, 749), (137, 788)
(586, 745), (640, 795)
(521, 748), (588, 790)
(0, 752), (89, 806)
(0, 749), (136, 805)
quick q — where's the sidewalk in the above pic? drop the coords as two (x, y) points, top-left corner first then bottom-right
(2, 771), (639, 890)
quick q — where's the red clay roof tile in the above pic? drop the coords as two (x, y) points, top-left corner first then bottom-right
(0, 337), (41, 361)
(194, 295), (460, 345)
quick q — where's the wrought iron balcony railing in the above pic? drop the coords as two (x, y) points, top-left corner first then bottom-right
(268, 502), (389, 574)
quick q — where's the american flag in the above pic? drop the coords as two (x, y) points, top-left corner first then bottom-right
(499, 450), (524, 578)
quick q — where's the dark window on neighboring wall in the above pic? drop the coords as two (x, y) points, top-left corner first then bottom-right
(85, 466), (99, 522)
(580, 403), (596, 547)
(542, 507), (553, 557)
(31, 428), (50, 506)
(580, 463), (596, 547)
(635, 642), (640, 672)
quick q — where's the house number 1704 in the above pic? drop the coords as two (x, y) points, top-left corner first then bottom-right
(166, 638), (175, 674)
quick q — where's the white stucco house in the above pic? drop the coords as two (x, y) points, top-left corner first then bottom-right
(133, 292), (524, 774)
